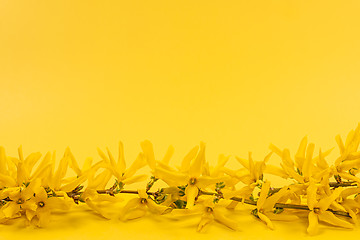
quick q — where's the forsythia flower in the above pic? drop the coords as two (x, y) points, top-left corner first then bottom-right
(154, 142), (229, 209)
(120, 189), (169, 221)
(331, 124), (360, 182)
(140, 140), (176, 172)
(335, 123), (360, 166)
(0, 180), (40, 219)
(25, 185), (72, 227)
(221, 152), (271, 209)
(80, 188), (120, 219)
(97, 142), (148, 187)
(170, 196), (238, 232)
(306, 179), (353, 235)
(252, 182), (298, 230)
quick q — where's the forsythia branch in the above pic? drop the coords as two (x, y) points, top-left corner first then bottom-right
(0, 124), (360, 235)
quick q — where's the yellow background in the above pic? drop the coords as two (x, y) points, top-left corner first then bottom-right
(1, 0), (360, 239)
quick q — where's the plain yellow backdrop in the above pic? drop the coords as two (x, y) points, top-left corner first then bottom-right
(1, 0), (360, 239)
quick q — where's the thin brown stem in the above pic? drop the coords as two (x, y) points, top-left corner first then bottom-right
(199, 190), (351, 218)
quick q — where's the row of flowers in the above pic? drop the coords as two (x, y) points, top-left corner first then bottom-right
(1, 124), (360, 235)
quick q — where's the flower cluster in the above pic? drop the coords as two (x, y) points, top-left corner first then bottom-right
(1, 125), (360, 235)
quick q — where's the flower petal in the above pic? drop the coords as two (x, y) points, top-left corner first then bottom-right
(140, 140), (156, 170)
(318, 187), (343, 212)
(121, 198), (141, 217)
(37, 209), (51, 227)
(66, 148), (81, 176)
(26, 209), (36, 221)
(30, 152), (52, 180)
(60, 174), (87, 192)
(335, 134), (345, 155)
(235, 156), (249, 170)
(106, 147), (117, 170)
(122, 205), (147, 221)
(282, 165), (304, 183)
(295, 136), (307, 170)
(22, 200), (37, 211)
(123, 153), (146, 178)
(185, 185), (199, 209)
(264, 165), (288, 179)
(122, 174), (148, 185)
(306, 180), (317, 211)
(162, 145), (174, 165)
(226, 201), (239, 209)
(319, 211), (353, 229)
(281, 148), (294, 168)
(117, 141), (126, 174)
(2, 202), (20, 218)
(0, 173), (16, 187)
(46, 197), (71, 210)
(258, 212), (274, 230)
(307, 211), (319, 235)
(196, 175), (229, 189)
(339, 172), (360, 183)
(180, 146), (199, 172)
(257, 181), (270, 209)
(170, 205), (203, 217)
(153, 167), (188, 186)
(0, 147), (8, 175)
(146, 199), (169, 214)
(266, 212), (299, 221)
(269, 143), (282, 157)
(86, 199), (111, 219)
(88, 169), (112, 189)
(210, 154), (230, 177)
(137, 189), (148, 199)
(16, 161), (30, 186)
(213, 209), (238, 230)
(189, 142), (205, 178)
(262, 187), (289, 211)
(53, 155), (69, 188)
(197, 212), (214, 232)
(223, 185), (254, 199)
(303, 143), (314, 179)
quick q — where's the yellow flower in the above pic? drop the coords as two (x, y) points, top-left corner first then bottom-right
(81, 188), (122, 219)
(221, 152), (271, 209)
(154, 142), (229, 209)
(170, 196), (239, 232)
(0, 146), (42, 188)
(334, 123), (360, 166)
(140, 140), (176, 172)
(331, 124), (360, 182)
(269, 137), (332, 183)
(25, 186), (72, 227)
(120, 189), (169, 221)
(33, 150), (88, 193)
(0, 179), (40, 219)
(97, 142), (148, 187)
(306, 179), (353, 235)
(201, 154), (230, 178)
(223, 184), (257, 209)
(253, 182), (298, 230)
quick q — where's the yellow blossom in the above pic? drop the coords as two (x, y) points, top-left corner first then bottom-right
(306, 179), (353, 235)
(0, 179), (40, 219)
(170, 196), (239, 232)
(154, 142), (229, 209)
(120, 189), (169, 221)
(97, 142), (148, 187)
(25, 186), (72, 227)
(141, 140), (176, 172)
(252, 182), (298, 230)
